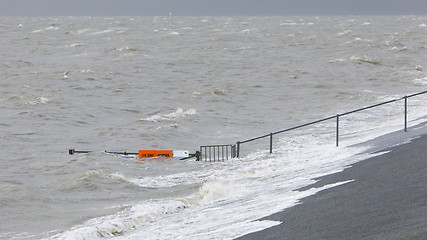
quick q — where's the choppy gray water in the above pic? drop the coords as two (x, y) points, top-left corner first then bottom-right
(1, 16), (426, 239)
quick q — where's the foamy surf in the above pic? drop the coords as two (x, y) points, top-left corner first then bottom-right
(49, 129), (380, 240)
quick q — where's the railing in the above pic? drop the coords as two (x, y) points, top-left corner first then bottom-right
(233, 90), (427, 158)
(200, 144), (236, 161)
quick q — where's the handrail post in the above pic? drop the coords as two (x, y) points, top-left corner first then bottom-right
(236, 141), (240, 158)
(404, 96), (408, 132)
(336, 114), (339, 147)
(269, 133), (273, 154)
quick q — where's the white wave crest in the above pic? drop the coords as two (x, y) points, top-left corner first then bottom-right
(26, 97), (49, 105)
(413, 77), (427, 85)
(89, 29), (115, 35)
(337, 29), (352, 36)
(49, 177), (247, 239)
(139, 108), (197, 122)
(350, 55), (381, 65)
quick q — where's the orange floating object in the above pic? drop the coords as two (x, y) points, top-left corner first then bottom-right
(138, 150), (176, 159)
(155, 150), (173, 157)
(138, 150), (157, 158)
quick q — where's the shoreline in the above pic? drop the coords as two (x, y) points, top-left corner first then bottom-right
(236, 125), (427, 240)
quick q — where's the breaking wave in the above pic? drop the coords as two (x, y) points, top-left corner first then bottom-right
(49, 178), (245, 239)
(25, 97), (49, 105)
(139, 108), (197, 122)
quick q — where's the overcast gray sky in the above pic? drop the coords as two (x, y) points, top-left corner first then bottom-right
(0, 0), (426, 16)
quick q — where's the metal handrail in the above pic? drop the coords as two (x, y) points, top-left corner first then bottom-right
(200, 144), (236, 161)
(235, 90), (427, 158)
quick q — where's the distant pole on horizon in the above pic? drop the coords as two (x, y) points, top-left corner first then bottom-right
(169, 11), (172, 19)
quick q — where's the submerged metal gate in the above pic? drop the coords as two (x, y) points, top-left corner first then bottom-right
(200, 144), (236, 161)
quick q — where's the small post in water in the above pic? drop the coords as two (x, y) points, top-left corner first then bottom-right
(236, 141), (240, 158)
(336, 114), (340, 147)
(404, 96), (408, 132)
(270, 132), (273, 154)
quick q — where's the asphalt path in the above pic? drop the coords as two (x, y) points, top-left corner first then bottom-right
(237, 124), (427, 240)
